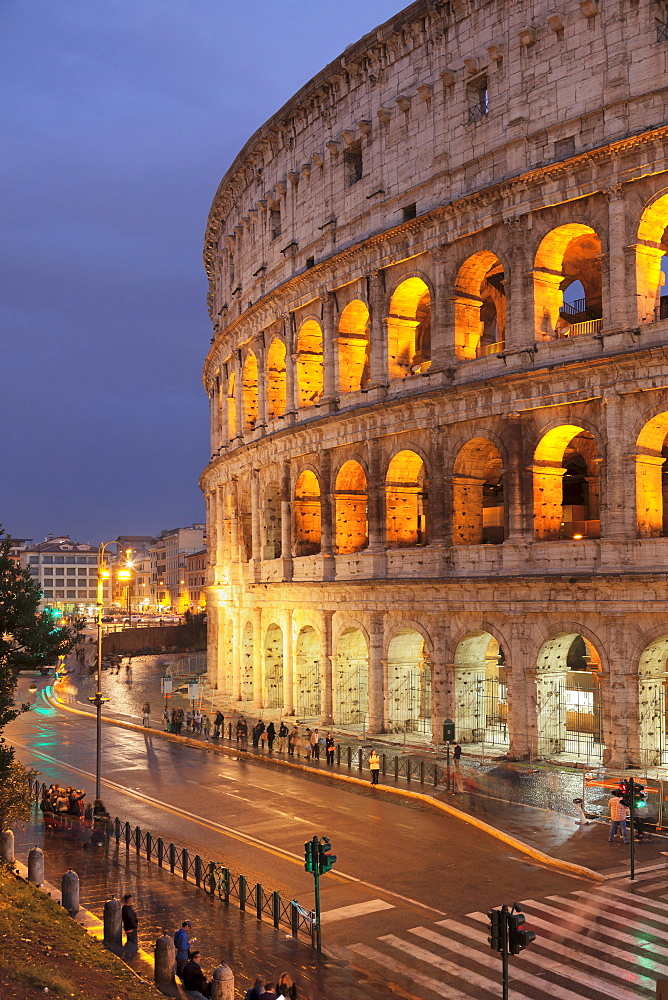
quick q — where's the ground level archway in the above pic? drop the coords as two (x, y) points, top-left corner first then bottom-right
(387, 628), (431, 734)
(335, 628), (368, 728)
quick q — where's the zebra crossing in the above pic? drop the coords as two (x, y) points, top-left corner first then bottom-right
(344, 870), (668, 1000)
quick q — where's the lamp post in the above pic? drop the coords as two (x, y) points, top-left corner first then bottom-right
(91, 540), (124, 800)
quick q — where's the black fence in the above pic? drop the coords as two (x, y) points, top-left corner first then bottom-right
(28, 779), (314, 945)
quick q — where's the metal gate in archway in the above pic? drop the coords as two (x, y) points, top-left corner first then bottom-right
(639, 680), (666, 766)
(295, 659), (320, 719)
(336, 659), (367, 725)
(540, 674), (604, 759)
(388, 666), (432, 735)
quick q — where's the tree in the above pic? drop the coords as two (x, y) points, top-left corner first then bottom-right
(0, 527), (82, 810)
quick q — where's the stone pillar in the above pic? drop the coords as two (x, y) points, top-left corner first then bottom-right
(365, 438), (386, 576)
(207, 599), (219, 690)
(284, 315), (298, 419)
(320, 610), (334, 725)
(532, 270), (563, 342)
(429, 625), (450, 741)
(250, 471), (262, 580)
(428, 429), (447, 546)
(505, 662), (530, 758)
(532, 464), (566, 540)
(506, 414), (527, 543)
(533, 669), (568, 757)
(280, 460), (293, 581)
(321, 290), (339, 405)
(218, 373), (228, 450)
(154, 935), (176, 992)
(367, 270), (388, 390)
(603, 390), (630, 540)
(233, 351), (244, 442)
(503, 218), (532, 350)
(252, 608), (263, 710)
(604, 186), (629, 332)
(211, 964), (235, 1000)
(320, 449), (335, 581)
(208, 385), (217, 458)
(215, 485), (226, 569)
(232, 609), (242, 701)
(429, 246), (456, 368)
(283, 609), (294, 715)
(367, 613), (385, 733)
(229, 481), (241, 568)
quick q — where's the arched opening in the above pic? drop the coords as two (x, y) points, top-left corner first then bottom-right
(387, 277), (431, 378)
(533, 224), (603, 340)
(639, 636), (668, 765)
(453, 632), (508, 746)
(295, 625), (320, 718)
(535, 633), (603, 758)
(385, 450), (427, 547)
(533, 425), (600, 540)
(452, 438), (505, 544)
(227, 371), (236, 441)
(387, 628), (431, 735)
(266, 338), (287, 419)
(293, 470), (321, 556)
(296, 319), (324, 408)
(242, 353), (259, 432)
(334, 460), (368, 554)
(338, 300), (370, 393)
(453, 251), (506, 359)
(335, 628), (368, 727)
(241, 621), (254, 702)
(264, 624), (283, 709)
(637, 412), (668, 537)
(262, 482), (282, 559)
(636, 193), (668, 324)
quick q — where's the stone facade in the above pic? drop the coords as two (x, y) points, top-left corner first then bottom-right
(201, 0), (668, 767)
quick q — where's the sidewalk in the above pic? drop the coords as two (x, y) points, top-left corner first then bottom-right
(13, 811), (384, 1000)
(49, 658), (668, 880)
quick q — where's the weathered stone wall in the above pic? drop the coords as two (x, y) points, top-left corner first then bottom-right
(201, 0), (668, 766)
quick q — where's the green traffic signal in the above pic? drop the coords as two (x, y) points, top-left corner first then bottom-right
(317, 836), (337, 874)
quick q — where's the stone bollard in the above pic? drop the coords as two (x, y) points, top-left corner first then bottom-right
(28, 846), (44, 886)
(0, 829), (14, 864)
(210, 963), (235, 1000)
(61, 869), (79, 916)
(103, 896), (122, 951)
(154, 934), (176, 992)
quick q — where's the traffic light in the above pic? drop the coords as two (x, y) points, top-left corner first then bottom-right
(317, 837), (337, 874)
(488, 908), (503, 952)
(507, 911), (536, 955)
(44, 606), (62, 621)
(633, 783), (646, 810)
(304, 838), (316, 873)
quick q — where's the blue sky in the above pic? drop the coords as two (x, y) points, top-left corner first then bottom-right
(0, 0), (399, 544)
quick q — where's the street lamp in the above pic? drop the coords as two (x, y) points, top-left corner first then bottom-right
(91, 540), (124, 800)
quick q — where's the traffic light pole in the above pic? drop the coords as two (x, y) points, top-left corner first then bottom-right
(314, 853), (322, 964)
(501, 904), (509, 1000)
(629, 777), (636, 882)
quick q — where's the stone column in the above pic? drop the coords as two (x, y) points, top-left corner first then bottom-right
(231, 609), (242, 701)
(216, 609), (227, 698)
(208, 385), (217, 459)
(429, 625), (450, 741)
(233, 351), (244, 441)
(532, 464), (566, 540)
(503, 217), (532, 350)
(429, 246), (456, 368)
(320, 449), (335, 581)
(207, 598), (219, 690)
(283, 315), (298, 421)
(283, 609), (294, 715)
(252, 608), (263, 710)
(250, 471), (262, 581)
(603, 390), (631, 540)
(280, 460), (293, 581)
(604, 186), (629, 332)
(320, 610), (334, 725)
(215, 485), (226, 570)
(218, 374), (228, 450)
(505, 662), (530, 758)
(506, 414), (528, 543)
(428, 429), (447, 545)
(532, 270), (563, 342)
(365, 438), (386, 577)
(533, 669), (568, 757)
(367, 613), (385, 733)
(367, 270), (388, 391)
(321, 290), (339, 405)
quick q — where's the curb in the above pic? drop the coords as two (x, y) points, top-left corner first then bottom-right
(46, 685), (603, 883)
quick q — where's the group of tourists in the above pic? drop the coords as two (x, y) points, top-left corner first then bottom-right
(242, 719), (337, 763)
(41, 784), (87, 816)
(39, 785), (111, 844)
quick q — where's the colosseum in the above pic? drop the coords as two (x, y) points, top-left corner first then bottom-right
(201, 0), (668, 769)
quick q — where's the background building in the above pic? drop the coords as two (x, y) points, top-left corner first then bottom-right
(149, 525), (206, 611)
(184, 549), (207, 612)
(19, 535), (108, 613)
(201, 0), (668, 767)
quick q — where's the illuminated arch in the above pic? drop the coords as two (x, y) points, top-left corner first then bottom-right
(636, 411), (668, 537)
(452, 437), (505, 544)
(266, 337), (287, 419)
(387, 277), (431, 379)
(453, 251), (506, 359)
(293, 469), (321, 556)
(338, 300), (370, 393)
(334, 459), (368, 554)
(636, 191), (668, 324)
(533, 223), (603, 341)
(296, 319), (324, 408)
(385, 450), (427, 547)
(533, 424), (600, 540)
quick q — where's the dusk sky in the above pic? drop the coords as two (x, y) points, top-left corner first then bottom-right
(1, 0), (399, 546)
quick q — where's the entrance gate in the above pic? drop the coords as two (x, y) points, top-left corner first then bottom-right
(388, 666), (432, 735)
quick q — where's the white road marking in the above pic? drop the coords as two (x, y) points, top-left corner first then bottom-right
(348, 943), (466, 1000)
(321, 899), (395, 923)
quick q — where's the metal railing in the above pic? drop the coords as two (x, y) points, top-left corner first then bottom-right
(559, 317), (602, 338)
(478, 341), (505, 357)
(28, 779), (315, 945)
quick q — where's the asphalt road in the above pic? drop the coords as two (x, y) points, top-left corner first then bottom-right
(8, 674), (590, 957)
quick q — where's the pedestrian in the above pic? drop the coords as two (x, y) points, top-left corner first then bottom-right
(277, 972), (297, 1000)
(121, 893), (138, 957)
(203, 715), (211, 741)
(142, 702), (150, 727)
(245, 975), (264, 1000)
(277, 720), (288, 753)
(266, 721), (276, 751)
(163, 706), (170, 730)
(174, 707), (184, 735)
(252, 719), (265, 749)
(310, 728), (320, 760)
(453, 742), (462, 764)
(181, 949), (210, 999)
(194, 708), (202, 734)
(288, 726), (298, 756)
(258, 983), (277, 1000)
(325, 733), (335, 766)
(369, 750), (380, 785)
(303, 728), (312, 759)
(173, 919), (193, 976)
(236, 715), (248, 749)
(186, 710), (193, 732)
(214, 710), (224, 739)
(609, 789), (630, 844)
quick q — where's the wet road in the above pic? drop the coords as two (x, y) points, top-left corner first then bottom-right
(9, 676), (589, 959)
